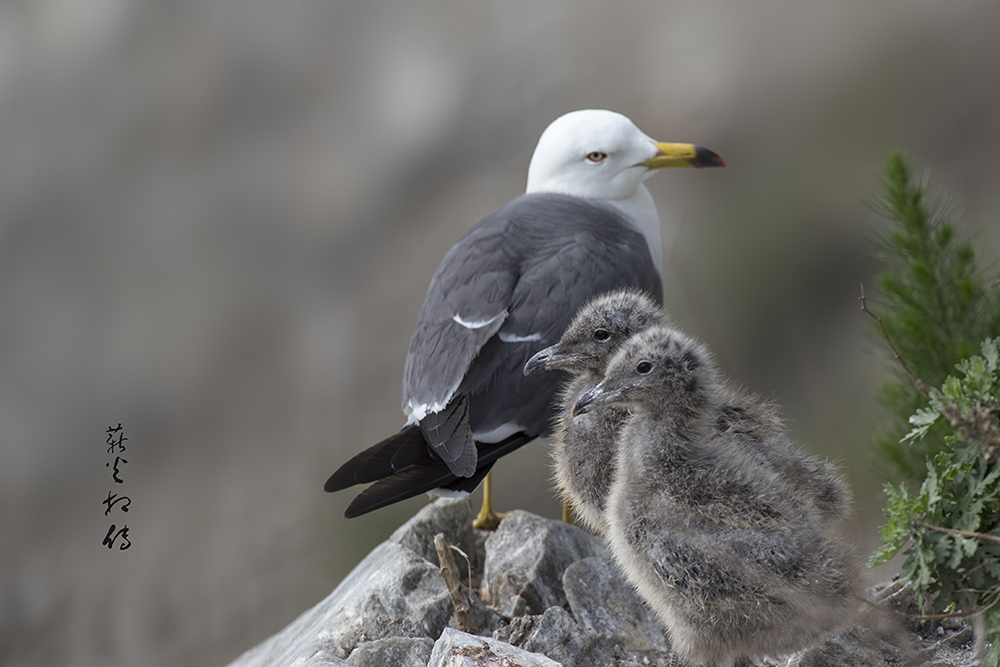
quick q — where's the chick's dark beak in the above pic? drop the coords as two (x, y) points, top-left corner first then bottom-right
(572, 385), (602, 417)
(524, 345), (557, 376)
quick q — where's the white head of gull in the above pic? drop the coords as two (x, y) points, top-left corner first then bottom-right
(527, 109), (723, 276)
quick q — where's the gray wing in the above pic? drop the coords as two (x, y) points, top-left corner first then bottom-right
(457, 194), (663, 438)
(402, 223), (517, 421)
(403, 193), (662, 474)
(402, 216), (518, 476)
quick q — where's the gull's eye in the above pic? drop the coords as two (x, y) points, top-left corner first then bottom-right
(586, 151), (608, 163)
(593, 328), (611, 342)
(636, 361), (653, 374)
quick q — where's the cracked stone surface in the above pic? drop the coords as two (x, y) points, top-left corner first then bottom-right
(480, 510), (605, 618)
(346, 637), (434, 667)
(228, 499), (981, 667)
(428, 627), (561, 667)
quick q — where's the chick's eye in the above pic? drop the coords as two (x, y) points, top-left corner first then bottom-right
(586, 151), (608, 163)
(636, 361), (653, 374)
(593, 329), (611, 342)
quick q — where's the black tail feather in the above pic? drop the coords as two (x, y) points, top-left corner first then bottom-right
(440, 462), (493, 495)
(344, 464), (479, 518)
(323, 425), (433, 493)
(342, 432), (534, 518)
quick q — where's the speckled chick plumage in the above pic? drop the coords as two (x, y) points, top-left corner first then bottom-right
(710, 386), (851, 525)
(524, 288), (664, 534)
(575, 326), (861, 667)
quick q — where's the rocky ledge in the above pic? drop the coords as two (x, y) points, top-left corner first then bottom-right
(227, 498), (980, 667)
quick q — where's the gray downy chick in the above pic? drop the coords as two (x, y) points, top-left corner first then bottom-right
(575, 325), (862, 667)
(524, 288), (664, 534)
(526, 289), (848, 534)
(711, 387), (851, 525)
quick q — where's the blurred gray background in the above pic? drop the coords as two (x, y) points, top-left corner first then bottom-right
(2, 1), (999, 665)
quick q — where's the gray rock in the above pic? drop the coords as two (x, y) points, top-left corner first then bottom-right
(346, 637), (434, 667)
(496, 605), (611, 667)
(295, 648), (350, 666)
(616, 656), (677, 667)
(429, 627), (563, 667)
(390, 497), (481, 583)
(481, 510), (606, 617)
(228, 541), (451, 665)
(451, 585), (504, 637)
(316, 546), (453, 658)
(228, 505), (982, 667)
(389, 497), (505, 635)
(563, 556), (670, 654)
(911, 627), (979, 667)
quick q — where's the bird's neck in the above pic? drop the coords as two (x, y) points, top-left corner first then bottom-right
(602, 185), (664, 277)
(624, 394), (717, 466)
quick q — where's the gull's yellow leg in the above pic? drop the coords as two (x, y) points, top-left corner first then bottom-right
(472, 472), (506, 530)
(562, 500), (574, 525)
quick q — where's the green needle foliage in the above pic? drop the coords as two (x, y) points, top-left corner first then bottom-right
(869, 152), (1000, 481)
(867, 152), (1000, 664)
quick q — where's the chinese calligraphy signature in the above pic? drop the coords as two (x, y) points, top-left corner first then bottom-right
(102, 423), (132, 551)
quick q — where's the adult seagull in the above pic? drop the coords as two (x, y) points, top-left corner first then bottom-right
(325, 109), (724, 528)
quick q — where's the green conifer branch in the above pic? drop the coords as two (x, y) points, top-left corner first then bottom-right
(868, 152), (997, 480)
(867, 152), (1000, 663)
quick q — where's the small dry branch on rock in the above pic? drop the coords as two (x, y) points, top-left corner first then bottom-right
(434, 532), (478, 635)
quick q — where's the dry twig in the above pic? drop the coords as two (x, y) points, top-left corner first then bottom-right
(918, 520), (1000, 546)
(888, 583), (1000, 621)
(434, 533), (478, 634)
(859, 283), (929, 396)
